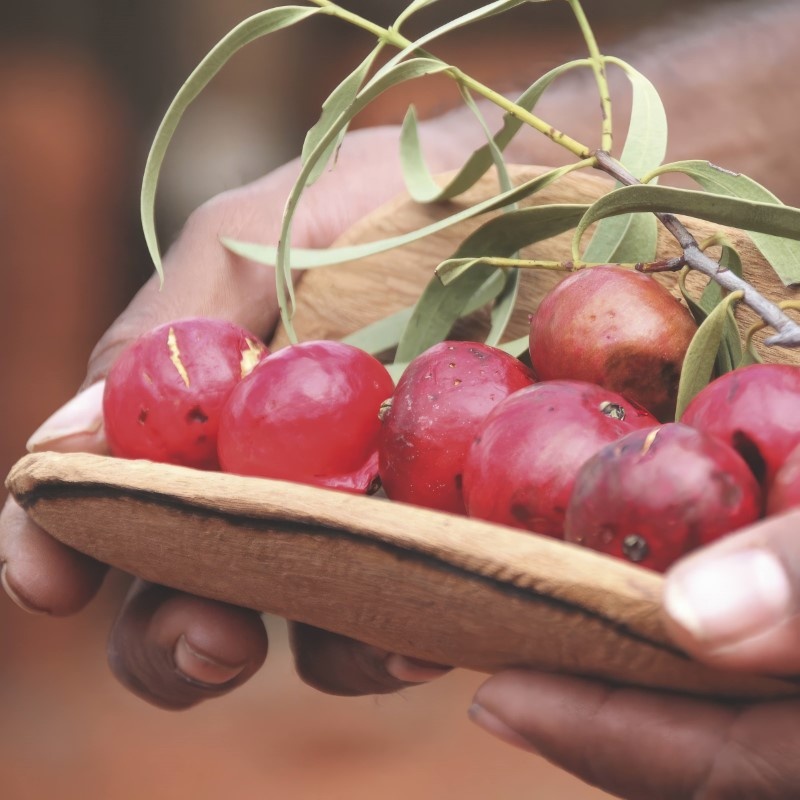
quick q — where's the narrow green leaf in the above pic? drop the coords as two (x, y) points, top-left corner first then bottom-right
(274, 57), (453, 340)
(140, 6), (322, 281)
(583, 57), (666, 264)
(486, 269), (521, 346)
(400, 59), (591, 203)
(676, 292), (743, 419)
(301, 43), (384, 186)
(496, 335), (529, 358)
(573, 184), (800, 259)
(395, 203), (588, 362)
(341, 270), (506, 354)
(644, 160), (800, 287)
(393, 0), (444, 29)
(224, 160), (592, 270)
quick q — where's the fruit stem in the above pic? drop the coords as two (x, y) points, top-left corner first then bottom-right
(595, 150), (800, 347)
(566, 0), (613, 153)
(307, 0), (593, 159)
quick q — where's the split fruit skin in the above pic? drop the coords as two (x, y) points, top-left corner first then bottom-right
(767, 443), (800, 515)
(218, 340), (395, 493)
(528, 265), (698, 422)
(564, 422), (763, 573)
(103, 317), (268, 470)
(681, 363), (800, 490)
(462, 380), (658, 537)
(378, 341), (535, 515)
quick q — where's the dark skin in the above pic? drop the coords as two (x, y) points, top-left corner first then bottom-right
(4, 2), (800, 796)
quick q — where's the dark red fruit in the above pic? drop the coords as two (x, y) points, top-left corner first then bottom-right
(681, 363), (800, 490)
(378, 341), (535, 514)
(767, 444), (800, 515)
(103, 317), (268, 469)
(462, 380), (658, 537)
(528, 266), (698, 421)
(218, 340), (394, 492)
(564, 423), (763, 572)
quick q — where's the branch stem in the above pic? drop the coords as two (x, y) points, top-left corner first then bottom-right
(594, 150), (800, 347)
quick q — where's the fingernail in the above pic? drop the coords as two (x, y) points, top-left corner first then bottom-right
(468, 703), (540, 755)
(384, 654), (452, 683)
(26, 381), (105, 453)
(664, 549), (793, 647)
(173, 635), (246, 686)
(0, 562), (49, 615)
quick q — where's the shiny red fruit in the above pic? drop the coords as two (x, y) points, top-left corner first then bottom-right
(564, 423), (763, 572)
(462, 380), (658, 537)
(528, 266), (698, 421)
(378, 341), (535, 514)
(767, 444), (800, 515)
(103, 317), (268, 469)
(681, 363), (800, 490)
(218, 340), (394, 492)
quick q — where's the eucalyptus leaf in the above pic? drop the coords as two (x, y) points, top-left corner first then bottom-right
(400, 59), (591, 203)
(341, 269), (507, 354)
(395, 203), (588, 362)
(676, 292), (743, 419)
(393, 0), (444, 29)
(582, 58), (666, 263)
(274, 57), (453, 340)
(301, 43), (384, 186)
(225, 160), (589, 270)
(573, 184), (800, 259)
(486, 269), (521, 346)
(644, 160), (800, 287)
(141, 5), (322, 280)
(496, 335), (529, 357)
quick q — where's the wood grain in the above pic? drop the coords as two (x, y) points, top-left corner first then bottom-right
(7, 451), (799, 700)
(6, 165), (800, 701)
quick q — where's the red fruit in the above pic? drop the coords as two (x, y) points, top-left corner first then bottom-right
(462, 380), (658, 537)
(528, 266), (698, 421)
(103, 317), (268, 469)
(767, 444), (800, 515)
(378, 341), (535, 514)
(564, 423), (763, 572)
(681, 363), (800, 490)
(218, 340), (394, 492)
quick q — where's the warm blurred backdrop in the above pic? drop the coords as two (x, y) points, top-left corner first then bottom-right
(0, 2), (724, 798)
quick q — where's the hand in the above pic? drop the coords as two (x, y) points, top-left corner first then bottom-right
(469, 508), (800, 800)
(0, 122), (462, 709)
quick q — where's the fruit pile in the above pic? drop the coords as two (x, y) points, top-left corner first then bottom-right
(102, 267), (800, 574)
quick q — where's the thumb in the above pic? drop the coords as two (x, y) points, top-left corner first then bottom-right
(662, 508), (800, 675)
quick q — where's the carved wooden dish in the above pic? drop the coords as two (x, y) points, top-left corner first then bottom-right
(7, 165), (800, 700)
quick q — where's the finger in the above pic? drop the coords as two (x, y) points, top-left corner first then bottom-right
(107, 580), (268, 710)
(0, 497), (106, 615)
(470, 671), (800, 800)
(662, 508), (800, 675)
(289, 622), (451, 696)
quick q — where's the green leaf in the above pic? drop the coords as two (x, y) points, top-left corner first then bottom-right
(496, 335), (529, 358)
(399, 59), (591, 203)
(676, 291), (743, 419)
(224, 160), (591, 270)
(583, 58), (666, 264)
(301, 43), (384, 187)
(393, 0), (444, 29)
(644, 160), (800, 287)
(341, 270), (507, 354)
(395, 203), (588, 362)
(573, 184), (800, 259)
(274, 56), (453, 340)
(140, 5), (322, 281)
(485, 269), (521, 346)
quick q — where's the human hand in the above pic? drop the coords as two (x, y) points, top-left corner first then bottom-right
(0, 122), (464, 709)
(469, 508), (800, 800)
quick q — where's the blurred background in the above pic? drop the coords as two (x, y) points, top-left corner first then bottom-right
(0, 1), (724, 798)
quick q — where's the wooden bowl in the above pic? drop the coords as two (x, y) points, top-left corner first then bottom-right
(7, 165), (800, 701)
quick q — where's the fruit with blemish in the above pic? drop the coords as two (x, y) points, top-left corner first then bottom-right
(528, 265), (698, 421)
(680, 363), (800, 490)
(564, 422), (763, 572)
(103, 317), (268, 469)
(218, 340), (394, 492)
(378, 341), (535, 514)
(462, 380), (658, 537)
